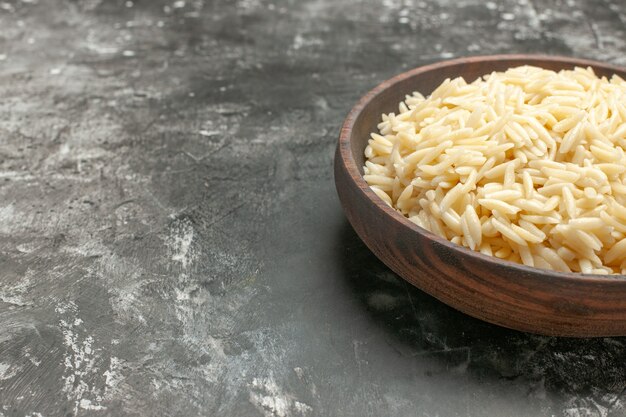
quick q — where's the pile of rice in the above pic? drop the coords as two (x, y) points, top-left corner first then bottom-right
(363, 65), (626, 274)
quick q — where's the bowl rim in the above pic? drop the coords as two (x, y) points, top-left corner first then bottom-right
(338, 54), (626, 283)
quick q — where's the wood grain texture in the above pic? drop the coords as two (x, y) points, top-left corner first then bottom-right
(335, 55), (626, 337)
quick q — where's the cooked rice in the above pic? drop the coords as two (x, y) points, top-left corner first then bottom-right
(363, 65), (626, 274)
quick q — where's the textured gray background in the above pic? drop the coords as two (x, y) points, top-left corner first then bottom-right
(1, 0), (626, 416)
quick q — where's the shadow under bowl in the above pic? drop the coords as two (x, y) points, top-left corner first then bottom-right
(334, 54), (626, 337)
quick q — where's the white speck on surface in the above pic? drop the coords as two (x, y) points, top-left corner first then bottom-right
(168, 218), (195, 270)
(294, 402), (313, 414)
(56, 302), (107, 414)
(199, 130), (219, 137)
(79, 399), (105, 411)
(249, 376), (312, 417)
(173, 0), (185, 8)
(174, 287), (192, 301)
(84, 38), (118, 54)
(25, 351), (41, 367)
(0, 54), (6, 61)
(59, 142), (70, 156)
(293, 34), (304, 50)
(16, 242), (36, 253)
(122, 50), (136, 57)
(0, 271), (31, 307)
(0, 363), (19, 380)
(367, 292), (399, 311)
(501, 12), (515, 20)
(125, 0), (133, 7)
(291, 34), (323, 51)
(103, 357), (124, 392)
(485, 1), (497, 10)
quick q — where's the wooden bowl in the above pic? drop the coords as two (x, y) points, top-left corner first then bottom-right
(335, 55), (626, 337)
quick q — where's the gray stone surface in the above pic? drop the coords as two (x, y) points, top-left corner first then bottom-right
(0, 0), (625, 415)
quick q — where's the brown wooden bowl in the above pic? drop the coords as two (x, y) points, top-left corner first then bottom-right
(335, 55), (626, 337)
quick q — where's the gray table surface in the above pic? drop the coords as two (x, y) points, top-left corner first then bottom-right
(1, 0), (626, 416)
